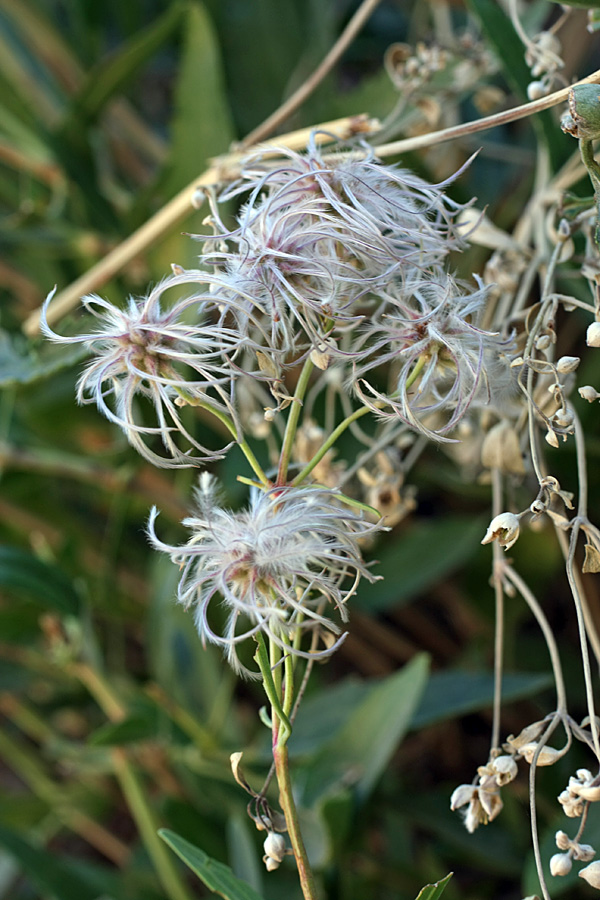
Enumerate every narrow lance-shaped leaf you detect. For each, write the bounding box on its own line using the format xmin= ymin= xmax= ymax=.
xmin=159 ymin=829 xmax=266 ymax=900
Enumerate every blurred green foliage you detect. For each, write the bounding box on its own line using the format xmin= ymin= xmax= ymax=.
xmin=1 ymin=2 xmax=599 ymax=899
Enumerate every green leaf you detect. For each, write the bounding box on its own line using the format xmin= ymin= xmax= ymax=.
xmin=0 ymin=824 xmax=122 ymax=900
xmin=299 ymin=654 xmax=429 ymax=806
xmin=159 ymin=829 xmax=266 ymax=900
xmin=357 ymin=516 xmax=484 ymax=611
xmin=161 ymin=2 xmax=235 ymax=197
xmin=65 ymin=3 xmax=185 ymax=124
xmin=88 ymin=707 xmax=160 ymax=746
xmin=0 ymin=329 xmax=87 ymax=387
xmin=288 ymin=669 xmax=551 ymax=760
xmin=226 ymin=814 xmax=263 ymax=897
xmin=411 ymin=670 xmax=553 ymax=729
xmin=0 ymin=545 xmax=80 ymax=615
xmin=415 ymin=873 xmax=453 ymax=900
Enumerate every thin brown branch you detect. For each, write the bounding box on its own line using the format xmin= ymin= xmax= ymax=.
xmin=239 ymin=0 xmax=384 ymax=148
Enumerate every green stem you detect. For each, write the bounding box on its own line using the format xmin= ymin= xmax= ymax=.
xmin=292 ymin=405 xmax=372 ymax=486
xmin=177 ymin=392 xmax=269 ymax=486
xmin=273 ymin=743 xmax=318 ymax=900
xmin=277 ymin=358 xmax=314 ymax=484
xmin=292 ymin=354 xmax=427 ymax=487
xmin=112 ymin=748 xmax=194 ymax=900
xmin=254 ymin=633 xmax=291 ymax=743
xmin=205 ymin=403 xmax=270 ymax=486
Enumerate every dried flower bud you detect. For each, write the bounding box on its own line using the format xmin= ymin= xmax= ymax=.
xmin=550 ymin=853 xmax=573 ymax=877
xmin=552 ymin=409 xmax=574 ymax=429
xmin=558 ymin=789 xmax=585 ymax=818
xmin=574 ymin=783 xmax=600 ymax=802
xmin=545 ymin=430 xmax=560 ymax=448
xmin=561 ymin=86 xmax=600 ymax=141
xmin=580 ymin=860 xmax=600 ymax=889
xmin=481 ymin=512 xmax=520 ymax=551
xmin=556 ymin=356 xmax=580 ymax=373
xmin=587 ymin=322 xmax=600 ymax=347
xmin=264 ymin=832 xmax=286 ymax=864
xmin=556 ymin=831 xmax=571 ymax=851
xmin=492 ymin=755 xmax=518 ymax=785
xmin=580 ymin=385 xmax=600 ymax=402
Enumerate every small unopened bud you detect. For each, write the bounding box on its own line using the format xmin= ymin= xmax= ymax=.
xmin=580 ymin=860 xmax=600 ymax=889
xmin=263 ymin=832 xmax=286 ymax=864
xmin=580 ymin=385 xmax=600 ymax=402
xmin=481 ymin=512 xmax=520 ymax=551
xmin=264 ymin=856 xmax=280 ymax=872
xmin=527 ymin=80 xmax=548 ymax=101
xmin=545 ymin=430 xmax=560 ymax=448
xmin=556 ymin=356 xmax=580 ymax=373
xmin=588 ymin=322 xmax=600 ymax=347
xmin=550 ymin=853 xmax=573 ymax=877
xmin=535 ymin=334 xmax=552 ymax=351
xmin=561 ymin=86 xmax=600 ymax=141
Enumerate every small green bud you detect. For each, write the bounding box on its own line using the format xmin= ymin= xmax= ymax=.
xmin=561 ymin=85 xmax=600 ymax=140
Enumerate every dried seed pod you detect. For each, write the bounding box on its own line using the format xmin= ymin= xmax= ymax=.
xmin=561 ymin=86 xmax=600 ymax=141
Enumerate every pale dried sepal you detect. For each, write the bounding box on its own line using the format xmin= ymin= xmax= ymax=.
xmin=230 ymin=751 xmax=256 ymax=796
xmin=519 ymin=742 xmax=562 ymax=765
xmin=583 ymin=544 xmax=600 ymax=574
xmin=505 ymin=720 xmax=546 ymax=751
xmin=481 ymin=421 xmax=525 ymax=474
xmin=574 ymin=783 xmax=600 ymax=801
xmin=450 ymin=784 xmax=476 ymax=810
